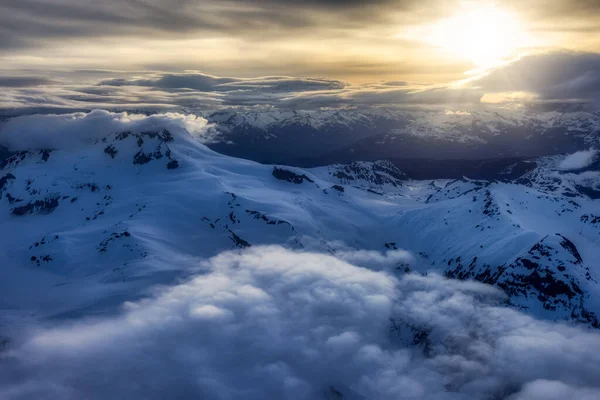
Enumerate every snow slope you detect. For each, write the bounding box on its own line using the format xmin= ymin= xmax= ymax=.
xmin=1 ymin=123 xmax=599 ymax=329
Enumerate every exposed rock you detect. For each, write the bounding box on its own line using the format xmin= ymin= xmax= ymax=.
xmin=246 ymin=210 xmax=291 ymax=226
xmin=167 ymin=160 xmax=179 ymax=169
xmin=330 ymin=160 xmax=406 ymax=187
xmin=0 ymin=173 xmax=15 ymax=191
xmin=229 ymin=230 xmax=251 ymax=248
xmin=446 ymin=234 xmax=598 ymax=327
xmin=12 ymin=197 xmax=59 ymax=216
xmin=272 ymin=167 xmax=314 ymax=184
xmin=104 ymin=145 xmax=118 ymax=158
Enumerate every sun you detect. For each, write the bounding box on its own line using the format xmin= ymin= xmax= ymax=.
xmin=426 ymin=5 xmax=528 ymax=67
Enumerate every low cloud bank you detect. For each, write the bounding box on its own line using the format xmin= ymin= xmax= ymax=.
xmin=2 ymin=51 xmax=600 ymax=114
xmin=334 ymin=248 xmax=414 ymax=270
xmin=557 ymin=148 xmax=597 ymax=170
xmin=0 ymin=110 xmax=213 ymax=151
xmin=1 ymin=246 xmax=599 ymax=400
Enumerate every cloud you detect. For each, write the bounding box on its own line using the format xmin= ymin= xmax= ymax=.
xmin=0 ymin=247 xmax=599 ymax=399
xmin=2 ymin=51 xmax=600 ymax=113
xmin=0 ymin=0 xmax=414 ymax=52
xmin=474 ymin=51 xmax=600 ymax=106
xmin=0 ymin=110 xmax=214 ymax=151
xmin=0 ymin=71 xmax=480 ymax=113
xmin=1 ymin=0 xmax=597 ymax=52
xmin=509 ymin=380 xmax=600 ymax=400
xmin=100 ymin=73 xmax=347 ymax=93
xmin=557 ymin=148 xmax=598 ymax=170
xmin=0 ymin=77 xmax=56 ymax=87
xmin=334 ymin=249 xmax=414 ymax=270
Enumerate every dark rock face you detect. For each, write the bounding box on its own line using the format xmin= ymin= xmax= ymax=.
xmin=5 ymin=193 xmax=21 ymax=203
xmin=12 ymin=197 xmax=59 ymax=216
xmin=75 ymin=183 xmax=99 ymax=192
xmin=575 ymin=185 xmax=600 ymax=200
xmin=446 ymin=234 xmax=598 ymax=327
xmin=581 ymin=214 xmax=600 ymax=225
xmin=109 ymin=129 xmax=179 ymax=168
xmin=482 ymin=190 xmax=500 ymax=217
xmin=167 ymin=160 xmax=179 ymax=169
xmin=330 ymin=160 xmax=406 ymax=187
xmin=272 ymin=167 xmax=314 ymax=184
xmin=331 ymin=185 xmax=344 ymax=192
xmin=40 ymin=150 xmax=52 ymax=162
xmin=229 ymin=230 xmax=251 ymax=248
xmin=30 ymin=255 xmax=53 ymax=267
xmin=1 ymin=151 xmax=34 ymax=169
xmin=557 ymin=234 xmax=583 ymax=264
xmin=133 ymin=151 xmax=159 ymax=165
xmin=104 ymin=145 xmax=118 ymax=158
xmin=0 ymin=173 xmax=15 ymax=191
xmin=245 ymin=210 xmax=291 ymax=226
xmin=98 ymin=231 xmax=132 ymax=253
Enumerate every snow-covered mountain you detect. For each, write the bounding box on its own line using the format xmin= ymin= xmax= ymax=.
xmin=1 ymin=122 xmax=599 ymax=327
xmin=2 ymin=112 xmax=600 ymax=399
xmin=205 ymin=108 xmax=600 ymax=168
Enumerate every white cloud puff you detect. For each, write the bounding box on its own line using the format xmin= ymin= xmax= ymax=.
xmin=557 ymin=148 xmax=597 ymax=171
xmin=0 ymin=246 xmax=599 ymax=400
xmin=334 ymin=248 xmax=414 ymax=270
xmin=0 ymin=109 xmax=214 ymax=151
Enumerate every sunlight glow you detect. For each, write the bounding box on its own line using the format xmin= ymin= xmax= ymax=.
xmin=424 ymin=5 xmax=529 ymax=67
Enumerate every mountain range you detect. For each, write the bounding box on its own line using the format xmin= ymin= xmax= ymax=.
xmin=0 ymin=111 xmax=600 ymax=399
xmin=204 ymin=108 xmax=600 ymax=178
xmin=1 ymin=122 xmax=598 ymax=326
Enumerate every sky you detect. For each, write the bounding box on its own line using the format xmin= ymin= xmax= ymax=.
xmin=1 ymin=0 xmax=600 ymax=112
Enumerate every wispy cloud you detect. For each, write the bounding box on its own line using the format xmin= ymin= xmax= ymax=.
xmin=557 ymin=148 xmax=598 ymax=171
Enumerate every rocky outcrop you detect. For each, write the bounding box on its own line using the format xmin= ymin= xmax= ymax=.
xmin=446 ymin=234 xmax=598 ymax=327
xmin=272 ymin=167 xmax=314 ymax=184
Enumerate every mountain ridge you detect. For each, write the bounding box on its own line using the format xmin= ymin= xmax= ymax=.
xmin=1 ymin=123 xmax=599 ymax=328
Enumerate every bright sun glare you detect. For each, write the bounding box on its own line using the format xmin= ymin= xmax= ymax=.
xmin=427 ymin=5 xmax=528 ymax=67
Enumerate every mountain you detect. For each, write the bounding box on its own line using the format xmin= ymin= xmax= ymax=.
xmin=1 ymin=124 xmax=599 ymax=328
xmin=204 ymin=108 xmax=600 ymax=173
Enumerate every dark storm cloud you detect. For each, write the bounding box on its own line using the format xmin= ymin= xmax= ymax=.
xmin=475 ymin=51 xmax=600 ymax=105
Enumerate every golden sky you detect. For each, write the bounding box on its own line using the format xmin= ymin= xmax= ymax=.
xmin=1 ymin=0 xmax=599 ymax=84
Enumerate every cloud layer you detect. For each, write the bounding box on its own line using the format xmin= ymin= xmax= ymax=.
xmin=0 ymin=110 xmax=213 ymax=151
xmin=1 ymin=0 xmax=598 ymax=51
xmin=1 ymin=246 xmax=599 ymax=400
xmin=476 ymin=52 xmax=600 ymax=106
xmin=557 ymin=148 xmax=598 ymax=171
xmin=2 ymin=52 xmax=600 ymax=114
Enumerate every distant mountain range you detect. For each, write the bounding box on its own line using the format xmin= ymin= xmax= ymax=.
xmin=204 ymin=109 xmax=600 ymax=178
